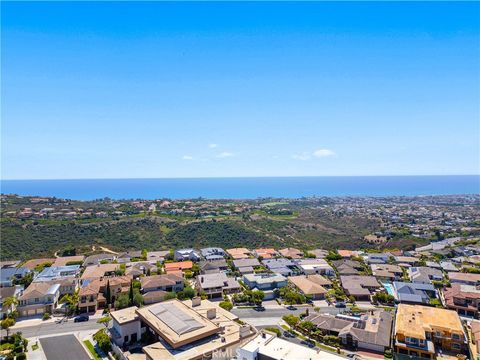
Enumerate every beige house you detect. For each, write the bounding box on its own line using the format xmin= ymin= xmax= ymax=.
xmin=288 ymin=275 xmax=327 ymax=300
xmin=17 ymin=283 xmax=60 ymax=317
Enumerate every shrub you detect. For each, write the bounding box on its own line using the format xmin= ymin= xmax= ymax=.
xmin=219 ymin=301 xmax=233 ymax=311
xmin=16 ymin=353 xmax=26 ymax=360
xmin=93 ymin=329 xmax=112 ymax=352
xmin=42 ymin=312 xmax=51 ymax=321
xmin=265 ymin=327 xmax=281 ymax=337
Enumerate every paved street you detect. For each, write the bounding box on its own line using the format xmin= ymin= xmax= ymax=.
xmin=231 ymin=306 xmax=342 ymax=327
xmin=0 ymin=318 xmax=103 ymax=339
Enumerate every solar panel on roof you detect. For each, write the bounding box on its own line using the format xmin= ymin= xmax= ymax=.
xmin=149 ymin=303 xmax=204 ymax=335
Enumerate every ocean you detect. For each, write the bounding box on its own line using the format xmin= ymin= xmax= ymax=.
xmin=1 ymin=176 xmax=479 ymax=201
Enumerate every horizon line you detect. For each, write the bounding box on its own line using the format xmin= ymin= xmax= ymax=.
xmin=1 ymin=174 xmax=479 ymax=181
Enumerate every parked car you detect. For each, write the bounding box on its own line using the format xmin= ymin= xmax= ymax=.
xmin=301 ymin=340 xmax=315 ymax=348
xmin=335 ymin=301 xmax=346 ymax=308
xmin=253 ymin=306 xmax=265 ymax=311
xmin=286 ymin=305 xmax=297 ymax=310
xmin=283 ymin=331 xmax=295 ymax=338
xmin=74 ymin=315 xmax=89 ymax=322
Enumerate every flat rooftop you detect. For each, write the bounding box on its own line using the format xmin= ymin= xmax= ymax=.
xmin=136 ymin=299 xmax=220 ymax=349
xmin=395 ymin=304 xmax=464 ymax=340
xmin=140 ymin=299 xmax=256 ymax=360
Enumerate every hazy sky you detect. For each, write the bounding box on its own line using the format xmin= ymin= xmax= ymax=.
xmin=2 ymin=1 xmax=479 ymax=179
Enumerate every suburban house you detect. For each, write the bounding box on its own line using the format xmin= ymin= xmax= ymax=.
xmin=113 ymin=299 xmax=256 ymax=359
xmin=279 ymin=248 xmax=304 ymax=259
xmin=391 ymin=281 xmax=437 ymax=305
xmin=33 ymin=265 xmax=81 ymax=282
xmin=78 ymin=276 xmax=131 ymax=313
xmin=81 ymin=263 xmax=120 ymax=281
xmin=0 ymin=267 xmax=30 ymax=287
xmin=174 ymin=249 xmax=201 ymax=262
xmin=408 ymin=267 xmax=443 ymax=284
xmin=237 ymin=331 xmax=344 ymax=360
xmin=140 ymin=274 xmax=184 ymax=294
xmin=332 ymin=259 xmax=363 ymax=276
xmin=164 ymin=261 xmax=193 ymax=274
xmin=448 ymin=272 xmax=480 ymax=286
xmin=117 ymin=251 xmax=143 ymax=264
xmin=253 ymin=248 xmax=277 ymax=259
xmin=200 ymin=247 xmax=227 ymax=261
xmin=199 ymin=259 xmax=228 ymax=274
xmin=394 ymin=256 xmax=420 ymax=266
xmin=83 ymin=253 xmax=116 ymax=267
xmin=233 ymin=258 xmax=261 ymax=275
xmin=43 ymin=278 xmax=78 ymax=296
xmin=52 ymin=255 xmax=85 ymax=267
xmin=288 ymin=275 xmax=327 ymax=300
xmin=146 ymin=250 xmax=170 ymax=264
xmin=226 ymin=248 xmax=251 ymax=259
xmin=340 ymin=276 xmax=381 ymax=301
xmin=17 ymin=282 xmax=60 ymax=317
xmin=304 ymin=311 xmax=393 ymax=352
xmin=242 ymin=273 xmax=288 ymax=299
xmin=262 ymin=258 xmax=298 ymax=276
xmin=195 ymin=272 xmax=241 ymax=298
xmin=125 ymin=262 xmax=157 ymax=278
xmin=109 ymin=306 xmax=144 ymax=346
xmin=394 ymin=304 xmax=468 ymax=359
xmin=370 ymin=264 xmax=403 ymax=281
xmin=22 ymin=258 xmax=55 ymax=270
xmin=296 ymin=259 xmax=335 ymax=276
xmin=364 ymin=253 xmax=391 ymax=264
xmin=0 ymin=286 xmax=22 ymax=318
xmin=444 ymin=283 xmax=480 ymax=319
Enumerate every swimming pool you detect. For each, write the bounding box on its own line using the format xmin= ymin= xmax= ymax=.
xmin=383 ymin=282 xmax=395 ymax=296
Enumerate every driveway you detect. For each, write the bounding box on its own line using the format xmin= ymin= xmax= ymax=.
xmin=39 ymin=335 xmax=90 ymax=360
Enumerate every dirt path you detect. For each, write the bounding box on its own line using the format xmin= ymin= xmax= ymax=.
xmin=99 ymin=246 xmax=118 ymax=254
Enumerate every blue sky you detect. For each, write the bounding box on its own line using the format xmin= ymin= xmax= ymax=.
xmin=2 ymin=1 xmax=479 ymax=179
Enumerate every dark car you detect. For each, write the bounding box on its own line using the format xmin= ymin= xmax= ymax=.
xmin=253 ymin=306 xmax=265 ymax=311
xmin=74 ymin=315 xmax=89 ymax=322
xmin=283 ymin=331 xmax=295 ymax=338
xmin=286 ymin=305 xmax=297 ymax=310
xmin=335 ymin=302 xmax=346 ymax=308
xmin=301 ymin=340 xmax=315 ymax=348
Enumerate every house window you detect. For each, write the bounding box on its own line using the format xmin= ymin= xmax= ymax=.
xmin=435 ymin=331 xmax=442 ymax=337
xmin=35 ymin=298 xmax=39 ymax=303
xmin=452 ymin=333 xmax=460 ymax=341
xmin=452 ymin=343 xmax=461 ymax=350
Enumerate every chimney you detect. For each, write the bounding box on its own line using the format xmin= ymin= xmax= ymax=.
xmin=240 ymin=325 xmax=250 ymax=338
xmin=201 ymin=276 xmax=204 ymax=283
xmin=207 ymin=308 xmax=216 ymax=319
xmin=192 ymin=297 xmax=201 ymax=307
xmin=305 ymin=308 xmax=309 ymax=316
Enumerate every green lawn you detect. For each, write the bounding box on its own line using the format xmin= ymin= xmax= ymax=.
xmin=83 ymin=340 xmax=102 ymax=360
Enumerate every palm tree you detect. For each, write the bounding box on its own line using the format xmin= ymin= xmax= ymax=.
xmin=3 ymin=296 xmax=18 ymax=314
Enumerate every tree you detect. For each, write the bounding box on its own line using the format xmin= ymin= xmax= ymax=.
xmin=133 ymin=292 xmax=144 ymax=307
xmin=114 ymin=294 xmax=130 ymax=310
xmin=3 ymin=297 xmax=18 ymax=315
xmin=252 ymin=290 xmax=265 ymax=306
xmin=129 ymin=281 xmax=134 ymax=306
xmin=97 ymin=316 xmax=112 ymax=327
xmin=105 ymin=280 xmax=111 ymax=305
xmin=282 ymin=314 xmax=300 ymax=327
xmin=1 ymin=318 xmax=16 ymax=339
xmin=326 ymin=251 xmax=342 ymax=261
xmin=300 ymin=320 xmax=316 ymax=333
xmin=141 ymin=249 xmax=148 ymax=260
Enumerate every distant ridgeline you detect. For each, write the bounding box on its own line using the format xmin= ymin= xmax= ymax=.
xmin=1 ymin=193 xmax=479 ymax=260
